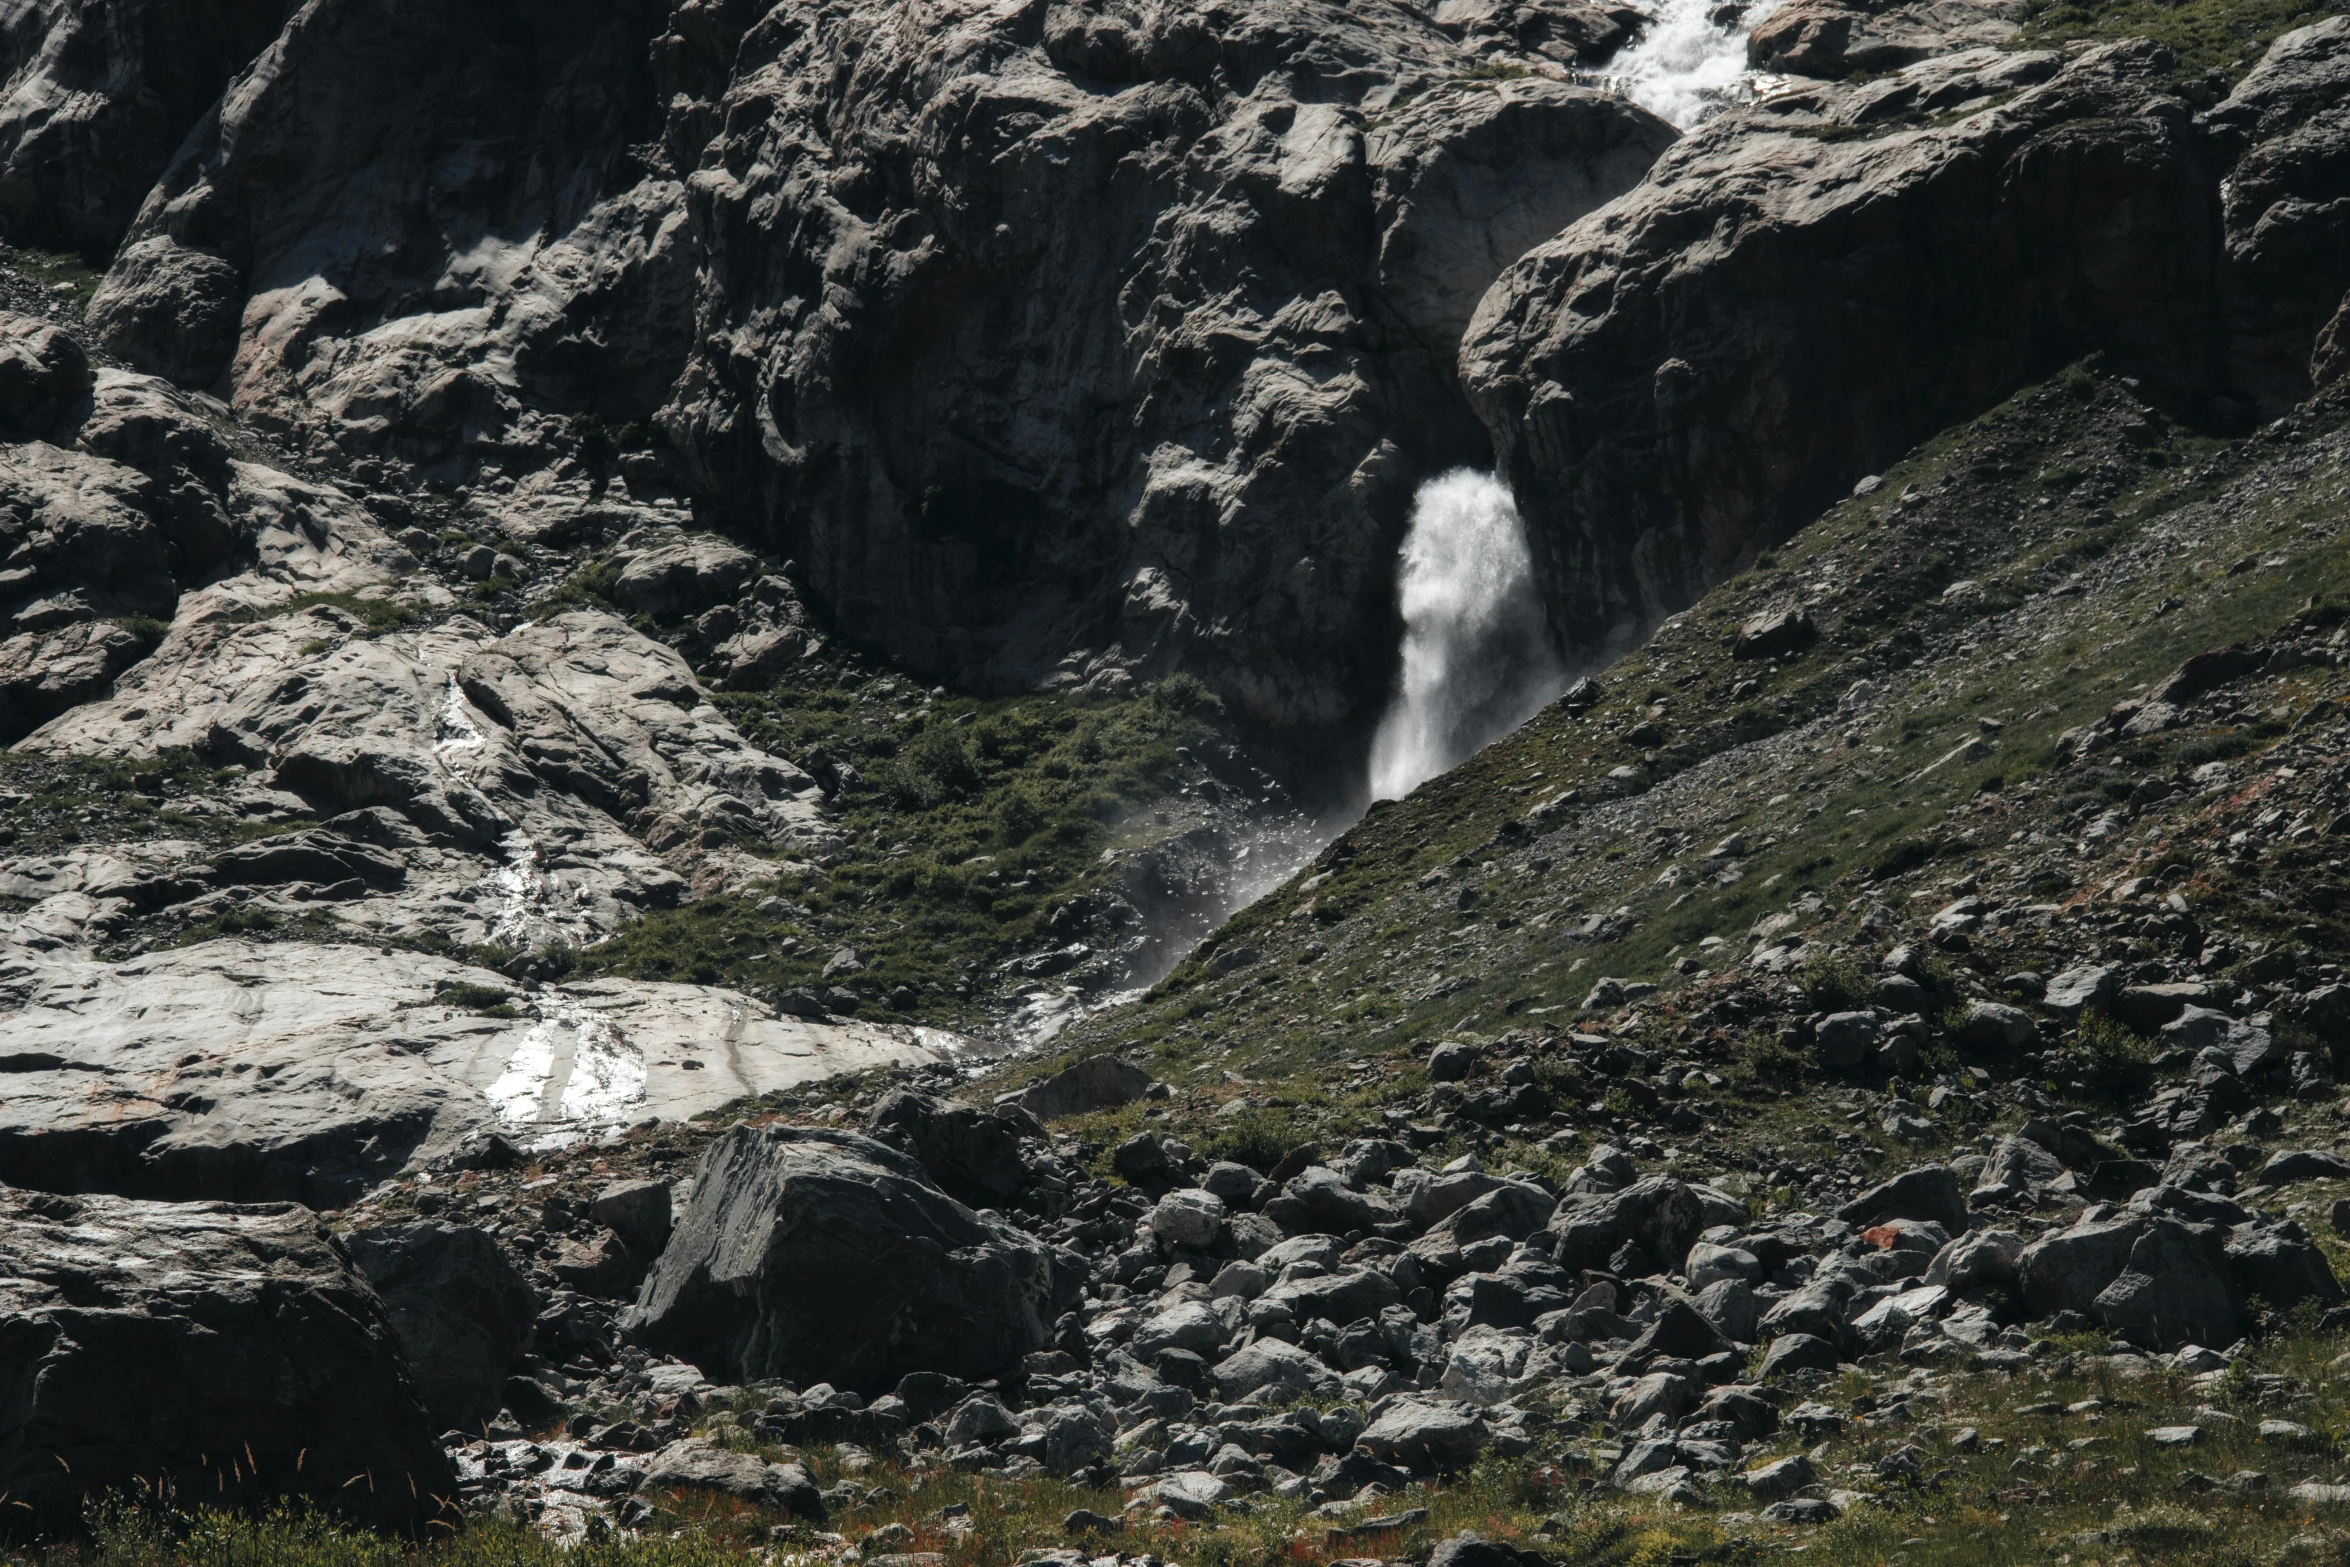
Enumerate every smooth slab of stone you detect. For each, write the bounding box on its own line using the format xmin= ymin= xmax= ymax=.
xmin=0 ymin=938 xmax=985 ymax=1203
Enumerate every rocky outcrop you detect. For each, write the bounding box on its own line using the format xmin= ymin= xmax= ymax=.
xmin=622 ymin=1125 xmax=1078 ymax=1392
xmin=2210 ymin=18 xmax=2350 ymax=410
xmin=0 ymin=939 xmax=980 ymax=1203
xmin=345 ymin=1220 xmax=539 ymax=1430
xmin=1747 ymin=0 xmax=2018 ymax=79
xmin=0 ymin=1188 xmax=454 ymax=1534
xmin=1462 ymin=42 xmax=2225 ymax=663
xmin=89 ymin=0 xmax=689 ymax=447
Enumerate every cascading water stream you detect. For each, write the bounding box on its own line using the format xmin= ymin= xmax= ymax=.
xmin=1367 ymin=470 xmax=1566 ymax=802
xmin=1602 ymin=0 xmax=1787 ymax=128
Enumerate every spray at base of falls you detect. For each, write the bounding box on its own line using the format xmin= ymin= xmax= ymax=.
xmin=1367 ymin=470 xmax=1565 ymax=802
xmin=1008 ymin=471 xmax=1567 ymax=1044
xmin=1602 ymin=0 xmax=1788 ymax=128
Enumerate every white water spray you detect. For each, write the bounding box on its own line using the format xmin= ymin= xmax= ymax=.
xmin=1604 ymin=0 xmax=1786 ymax=128
xmin=1367 ymin=470 xmax=1564 ymax=802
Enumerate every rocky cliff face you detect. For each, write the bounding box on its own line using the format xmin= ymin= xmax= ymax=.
xmin=37 ymin=0 xmax=1673 ymax=732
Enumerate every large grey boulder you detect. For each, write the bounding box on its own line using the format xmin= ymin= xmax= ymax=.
xmin=1355 ymin=1395 xmax=1490 ymax=1472
xmin=1838 ymin=1165 xmax=1968 ymax=1234
xmin=0 ymin=1188 xmax=453 ymax=1534
xmin=2018 ymin=1214 xmax=2144 ymax=1318
xmin=1010 ymin=1055 xmax=1153 ymax=1120
xmin=2092 ymin=1217 xmax=2238 ymax=1351
xmin=621 ymin=1126 xmax=1077 ymax=1393
xmin=644 ymin=1439 xmax=824 ymax=1519
xmin=343 ymin=1220 xmax=538 ymax=1430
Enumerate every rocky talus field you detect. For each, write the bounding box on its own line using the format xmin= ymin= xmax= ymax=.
xmin=2 ymin=0 xmax=2350 ymax=1566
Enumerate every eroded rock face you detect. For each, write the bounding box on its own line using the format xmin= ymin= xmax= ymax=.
xmin=623 ymin=1125 xmax=1078 ymax=1392
xmin=0 ymin=1187 xmax=454 ymax=1534
xmin=1461 ymin=42 xmax=2224 ymax=664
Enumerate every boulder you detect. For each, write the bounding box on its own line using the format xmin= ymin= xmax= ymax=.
xmin=621 ymin=1126 xmax=1076 ymax=1393
xmin=1975 ymin=1135 xmax=2064 ymax=1195
xmin=1355 ymin=1396 xmax=1490 ymax=1472
xmin=0 ymin=314 xmax=92 ymax=441
xmin=90 ymin=235 xmax=246 ymax=387
xmin=343 ymin=1220 xmax=537 ymax=1430
xmin=1813 ymin=1010 xmax=1881 ymax=1067
xmin=1212 ymin=1338 xmax=1341 ymax=1402
xmin=2093 ymin=1217 xmax=2238 ymax=1351
xmin=0 ymin=1189 xmax=452 ymax=1534
xmin=1732 ymin=607 xmax=1816 ymax=661
xmin=1150 ymin=1189 xmax=1229 ymax=1250
xmin=1011 ymin=1056 xmax=1153 ymax=1120
xmin=1837 ymin=1165 xmax=1968 ymax=1234
xmin=2042 ymin=964 xmax=2119 ymax=1017
xmin=593 ymin=1178 xmax=675 ymax=1256
xmin=1955 ymin=1000 xmax=2035 ymax=1051
xmin=2018 ymin=1214 xmax=2144 ymax=1318
xmin=2161 ymin=1007 xmax=2282 ymax=1075
xmin=1548 ymin=1175 xmax=1731 ymax=1273
xmin=643 ymin=1438 xmax=824 ymax=1520
xmin=609 ymin=537 xmax=761 ymax=618
xmin=1758 ymin=1332 xmax=1841 ymax=1378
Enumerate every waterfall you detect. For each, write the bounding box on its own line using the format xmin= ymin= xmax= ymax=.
xmin=1366 ymin=470 xmax=1564 ymax=802
xmin=1604 ymin=0 xmax=1785 ymax=128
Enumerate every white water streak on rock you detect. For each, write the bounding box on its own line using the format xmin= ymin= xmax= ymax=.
xmin=1367 ymin=470 xmax=1563 ymax=802
xmin=488 ymin=998 xmax=648 ymax=1146
xmin=432 ymin=673 xmax=485 ymax=761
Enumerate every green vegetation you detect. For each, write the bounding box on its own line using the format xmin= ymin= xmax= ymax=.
xmin=232 ymin=592 xmax=424 ymax=636
xmin=9 ymin=246 xmax=103 ymax=310
xmin=576 ymin=669 xmax=1252 ymax=1016
xmin=2019 ymin=0 xmax=2348 ymax=78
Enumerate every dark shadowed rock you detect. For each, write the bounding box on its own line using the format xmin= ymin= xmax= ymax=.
xmin=343 ymin=1220 xmax=537 ymax=1430
xmin=0 ymin=1189 xmax=453 ymax=1534
xmin=621 ymin=1126 xmax=1076 ymax=1393
xmin=867 ymin=1089 xmax=1031 ymax=1209
xmin=592 ymin=1178 xmax=675 ymax=1256
xmin=0 ymin=0 xmax=299 ymax=254
xmin=0 ymin=313 xmax=90 ymax=441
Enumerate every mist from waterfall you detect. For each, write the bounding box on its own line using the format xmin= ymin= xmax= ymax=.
xmin=1603 ymin=0 xmax=1786 ymax=128
xmin=1367 ymin=470 xmax=1564 ymax=802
